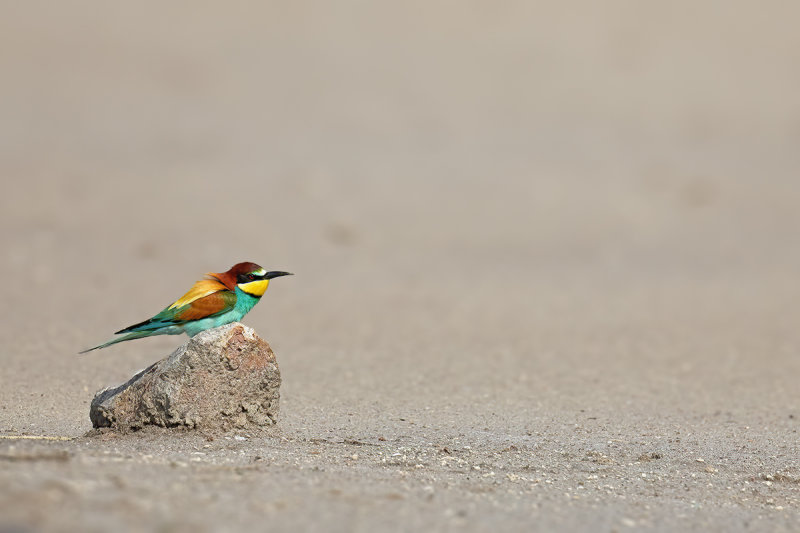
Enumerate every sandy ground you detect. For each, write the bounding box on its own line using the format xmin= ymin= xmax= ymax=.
xmin=1 ymin=2 xmax=799 ymax=531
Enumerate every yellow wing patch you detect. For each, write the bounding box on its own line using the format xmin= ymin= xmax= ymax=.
xmin=168 ymin=278 xmax=229 ymax=310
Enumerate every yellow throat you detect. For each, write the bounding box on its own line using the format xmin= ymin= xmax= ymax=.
xmin=238 ymin=279 xmax=269 ymax=297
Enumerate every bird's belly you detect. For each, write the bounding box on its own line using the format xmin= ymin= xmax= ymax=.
xmin=182 ymin=289 xmax=259 ymax=337
xmin=183 ymin=312 xmax=243 ymax=337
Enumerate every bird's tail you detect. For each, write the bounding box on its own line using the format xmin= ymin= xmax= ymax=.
xmin=79 ymin=330 xmax=159 ymax=354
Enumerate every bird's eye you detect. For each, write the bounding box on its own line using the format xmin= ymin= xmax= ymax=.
xmin=247 ymin=273 xmax=256 ymax=281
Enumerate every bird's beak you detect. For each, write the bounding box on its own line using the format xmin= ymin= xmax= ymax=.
xmin=263 ymin=271 xmax=293 ymax=280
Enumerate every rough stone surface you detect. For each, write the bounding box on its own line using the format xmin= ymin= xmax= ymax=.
xmin=90 ymin=323 xmax=280 ymax=431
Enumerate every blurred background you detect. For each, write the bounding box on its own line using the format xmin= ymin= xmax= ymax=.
xmin=1 ymin=0 xmax=799 ymax=444
xmin=2 ymin=2 xmax=800 ymax=531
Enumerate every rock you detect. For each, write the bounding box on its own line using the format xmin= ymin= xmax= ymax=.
xmin=90 ymin=323 xmax=281 ymax=431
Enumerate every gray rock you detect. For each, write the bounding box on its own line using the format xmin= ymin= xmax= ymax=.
xmin=90 ymin=323 xmax=281 ymax=431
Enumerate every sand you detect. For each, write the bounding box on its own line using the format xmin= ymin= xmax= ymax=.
xmin=1 ymin=2 xmax=798 ymax=531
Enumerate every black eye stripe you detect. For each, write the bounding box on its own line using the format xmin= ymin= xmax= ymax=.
xmin=239 ymin=273 xmax=259 ymax=282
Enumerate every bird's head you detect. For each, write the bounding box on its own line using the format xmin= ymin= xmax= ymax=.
xmin=213 ymin=262 xmax=293 ymax=297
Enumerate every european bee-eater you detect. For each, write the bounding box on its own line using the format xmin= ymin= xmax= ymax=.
xmin=80 ymin=262 xmax=292 ymax=353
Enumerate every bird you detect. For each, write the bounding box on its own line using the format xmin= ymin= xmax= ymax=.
xmin=80 ymin=262 xmax=292 ymax=353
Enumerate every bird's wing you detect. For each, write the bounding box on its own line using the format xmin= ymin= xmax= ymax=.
xmin=168 ymin=278 xmax=229 ymax=310
xmin=115 ymin=281 xmax=237 ymax=334
xmin=168 ymin=290 xmax=237 ymax=321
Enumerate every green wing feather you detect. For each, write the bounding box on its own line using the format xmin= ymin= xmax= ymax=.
xmin=116 ymin=290 xmax=238 ymax=333
xmin=80 ymin=279 xmax=243 ymax=354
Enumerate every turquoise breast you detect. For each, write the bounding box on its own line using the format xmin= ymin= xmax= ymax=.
xmin=182 ymin=287 xmax=261 ymax=336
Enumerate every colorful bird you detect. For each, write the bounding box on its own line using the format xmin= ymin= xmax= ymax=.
xmin=80 ymin=262 xmax=292 ymax=353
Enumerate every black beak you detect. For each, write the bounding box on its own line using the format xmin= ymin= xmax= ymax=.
xmin=263 ymin=271 xmax=293 ymax=280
